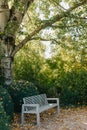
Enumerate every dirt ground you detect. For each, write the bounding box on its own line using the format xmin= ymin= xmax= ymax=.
xmin=12 ymin=106 xmax=87 ymax=130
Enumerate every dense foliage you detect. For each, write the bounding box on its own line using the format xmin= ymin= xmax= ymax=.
xmin=0 ymin=102 xmax=10 ymax=130
xmin=14 ymin=42 xmax=87 ymax=107
xmin=0 ymin=86 xmax=14 ymax=121
xmin=58 ymin=69 xmax=87 ymax=107
xmin=7 ymin=80 xmax=39 ymax=112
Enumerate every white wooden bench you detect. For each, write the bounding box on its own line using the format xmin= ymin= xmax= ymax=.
xmin=21 ymin=94 xmax=59 ymax=126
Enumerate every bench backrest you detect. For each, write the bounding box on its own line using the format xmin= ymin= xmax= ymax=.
xmin=23 ymin=94 xmax=48 ymax=107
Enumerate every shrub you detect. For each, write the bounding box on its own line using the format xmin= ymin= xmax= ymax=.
xmin=59 ymin=69 xmax=87 ymax=107
xmin=0 ymin=86 xmax=14 ymax=121
xmin=0 ymin=101 xmax=11 ymax=130
xmin=7 ymin=80 xmax=39 ymax=112
xmin=0 ymin=64 xmax=4 ymax=86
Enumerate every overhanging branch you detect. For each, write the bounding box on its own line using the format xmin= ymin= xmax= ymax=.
xmin=51 ymin=24 xmax=87 ymax=29
xmin=5 ymin=0 xmax=34 ymax=36
xmin=12 ymin=0 xmax=87 ymax=56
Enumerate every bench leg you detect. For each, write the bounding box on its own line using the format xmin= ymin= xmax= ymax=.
xmin=36 ymin=112 xmax=40 ymax=126
xmin=21 ymin=112 xmax=24 ymax=125
xmin=57 ymin=105 xmax=60 ymax=115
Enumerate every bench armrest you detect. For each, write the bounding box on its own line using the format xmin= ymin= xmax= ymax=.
xmin=47 ymin=98 xmax=59 ymax=104
xmin=22 ymin=104 xmax=39 ymax=113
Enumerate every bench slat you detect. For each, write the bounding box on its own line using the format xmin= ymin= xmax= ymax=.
xmin=23 ymin=94 xmax=48 ymax=106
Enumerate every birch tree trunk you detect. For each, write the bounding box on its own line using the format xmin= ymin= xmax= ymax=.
xmin=0 ymin=1 xmax=14 ymax=85
xmin=0 ymin=0 xmax=35 ymax=85
xmin=0 ymin=35 xmax=15 ymax=85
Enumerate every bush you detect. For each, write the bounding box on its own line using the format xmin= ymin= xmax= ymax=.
xmin=0 ymin=86 xmax=14 ymax=121
xmin=0 ymin=101 xmax=11 ymax=130
xmin=59 ymin=69 xmax=87 ymax=107
xmin=7 ymin=80 xmax=39 ymax=112
xmin=0 ymin=64 xmax=4 ymax=86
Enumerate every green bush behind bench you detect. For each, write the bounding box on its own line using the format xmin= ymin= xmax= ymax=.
xmin=7 ymin=80 xmax=39 ymax=112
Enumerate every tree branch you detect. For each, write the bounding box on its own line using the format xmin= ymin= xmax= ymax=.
xmin=5 ymin=0 xmax=34 ymax=36
xmin=12 ymin=0 xmax=87 ymax=56
xmin=30 ymin=37 xmax=61 ymax=45
xmin=51 ymin=24 xmax=87 ymax=29
xmin=30 ymin=37 xmax=52 ymax=41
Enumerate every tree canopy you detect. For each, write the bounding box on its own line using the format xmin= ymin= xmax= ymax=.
xmin=0 ymin=0 xmax=87 ymax=84
xmin=1 ymin=0 xmax=86 ymax=56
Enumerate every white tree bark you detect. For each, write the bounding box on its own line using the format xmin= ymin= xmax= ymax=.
xmin=1 ymin=57 xmax=13 ymax=85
